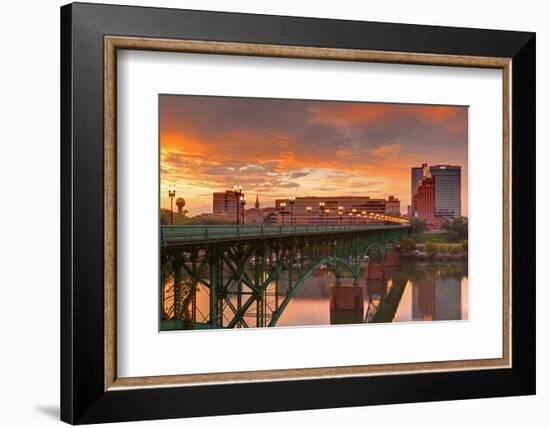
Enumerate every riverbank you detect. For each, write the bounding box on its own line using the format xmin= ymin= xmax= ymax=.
xmin=400 ymin=252 xmax=468 ymax=261
xmin=398 ymin=242 xmax=467 ymax=261
xmin=411 ymin=232 xmax=450 ymax=243
xmin=397 ymin=234 xmax=468 ymax=260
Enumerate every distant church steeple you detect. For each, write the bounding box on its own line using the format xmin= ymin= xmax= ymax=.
xmin=255 ymin=194 xmax=260 ymax=209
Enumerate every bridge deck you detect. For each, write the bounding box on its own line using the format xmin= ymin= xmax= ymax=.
xmin=161 ymin=224 xmax=409 ymax=246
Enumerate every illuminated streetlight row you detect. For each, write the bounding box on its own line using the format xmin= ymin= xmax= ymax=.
xmin=165 ymin=184 xmax=409 ymax=227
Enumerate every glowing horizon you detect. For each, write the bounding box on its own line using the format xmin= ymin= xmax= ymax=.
xmin=160 ymin=95 xmax=468 ymax=216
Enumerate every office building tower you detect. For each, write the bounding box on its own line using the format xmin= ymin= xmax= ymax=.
xmin=412 ymin=177 xmax=435 ymax=222
xmin=429 ymin=165 xmax=461 ymax=218
xmin=411 ymin=163 xmax=428 ymax=207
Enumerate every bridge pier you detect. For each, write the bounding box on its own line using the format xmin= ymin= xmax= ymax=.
xmin=383 ymin=251 xmax=400 ymax=267
xmin=329 ymin=285 xmax=364 ymax=325
xmin=365 ymin=262 xmax=385 ymax=280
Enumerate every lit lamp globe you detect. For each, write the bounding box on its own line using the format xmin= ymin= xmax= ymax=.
xmin=175 ymin=198 xmax=186 ymax=213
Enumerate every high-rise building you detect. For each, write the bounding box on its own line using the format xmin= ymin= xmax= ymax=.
xmin=411 ymin=163 xmax=428 ymax=207
xmin=429 ymin=165 xmax=461 ymax=218
xmin=412 ymin=177 xmax=435 ymax=222
xmin=385 ymin=196 xmax=400 ymax=214
xmin=213 ymin=190 xmax=240 ymax=217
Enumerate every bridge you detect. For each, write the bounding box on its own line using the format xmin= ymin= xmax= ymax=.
xmin=160 ymin=224 xmax=410 ymax=330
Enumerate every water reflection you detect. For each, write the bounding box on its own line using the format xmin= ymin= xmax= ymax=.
xmin=183 ymin=260 xmax=467 ymax=328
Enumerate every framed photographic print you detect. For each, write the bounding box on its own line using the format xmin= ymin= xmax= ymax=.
xmin=60 ymin=2 xmax=535 ymax=424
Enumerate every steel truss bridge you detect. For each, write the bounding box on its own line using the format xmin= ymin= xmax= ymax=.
xmin=160 ymin=224 xmax=410 ymax=330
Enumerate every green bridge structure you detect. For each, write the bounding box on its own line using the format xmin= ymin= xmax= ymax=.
xmin=160 ymin=224 xmax=410 ymax=331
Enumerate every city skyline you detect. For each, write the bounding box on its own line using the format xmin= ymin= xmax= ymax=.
xmin=160 ymin=95 xmax=468 ymax=216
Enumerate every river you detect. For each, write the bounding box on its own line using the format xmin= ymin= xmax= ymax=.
xmin=179 ymin=259 xmax=468 ymax=328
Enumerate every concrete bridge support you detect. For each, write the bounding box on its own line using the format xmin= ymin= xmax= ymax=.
xmin=384 ymin=251 xmax=400 ymax=267
xmin=329 ymin=285 xmax=364 ymax=325
xmin=365 ymin=262 xmax=385 ymax=280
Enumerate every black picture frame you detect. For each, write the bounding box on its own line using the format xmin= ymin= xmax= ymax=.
xmin=61 ymin=2 xmax=535 ymax=424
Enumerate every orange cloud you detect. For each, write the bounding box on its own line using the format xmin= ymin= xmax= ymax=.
xmin=311 ymin=103 xmax=466 ymax=134
xmin=159 ymin=96 xmax=468 ymax=216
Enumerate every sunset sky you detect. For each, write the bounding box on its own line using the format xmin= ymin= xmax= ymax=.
xmin=160 ymin=95 xmax=468 ymax=216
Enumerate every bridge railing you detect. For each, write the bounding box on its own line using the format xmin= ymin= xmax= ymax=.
xmin=161 ymin=224 xmax=408 ymax=246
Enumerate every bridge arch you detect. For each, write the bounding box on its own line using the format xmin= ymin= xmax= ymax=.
xmin=268 ymin=237 xmax=403 ymax=327
xmin=268 ymin=255 xmax=359 ymax=327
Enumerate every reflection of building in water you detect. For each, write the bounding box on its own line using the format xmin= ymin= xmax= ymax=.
xmin=435 ymin=278 xmax=462 ymax=320
xmin=413 ymin=278 xmax=435 ymax=321
xmin=412 ymin=277 xmax=462 ymax=321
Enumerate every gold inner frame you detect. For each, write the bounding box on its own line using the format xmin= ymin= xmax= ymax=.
xmin=104 ymin=36 xmax=512 ymax=391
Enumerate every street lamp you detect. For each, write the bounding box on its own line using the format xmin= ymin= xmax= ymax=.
xmin=240 ymin=195 xmax=246 ymax=225
xmin=233 ymin=184 xmax=243 ymax=224
xmin=352 ymin=208 xmax=357 ymax=225
xmin=362 ymin=211 xmax=367 ymax=225
xmin=325 ymin=208 xmax=330 ymax=225
xmin=338 ymin=206 xmax=344 ymax=225
xmin=288 ymin=196 xmax=296 ymax=225
xmin=319 ymin=201 xmax=325 ymax=226
xmin=306 ymin=206 xmax=312 ymax=226
xmin=168 ymin=184 xmax=176 ymax=225
xmin=280 ymin=201 xmax=287 ymax=225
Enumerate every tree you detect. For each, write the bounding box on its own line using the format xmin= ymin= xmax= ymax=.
xmin=160 ymin=209 xmax=234 ymax=225
xmin=411 ymin=217 xmax=427 ymax=233
xmin=396 ymin=235 xmax=416 ymax=253
xmin=444 ymin=217 xmax=468 ymax=241
xmin=425 ymin=241 xmax=439 ymax=255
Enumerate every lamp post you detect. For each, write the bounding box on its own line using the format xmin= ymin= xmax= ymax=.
xmin=233 ymin=184 xmax=243 ymax=224
xmin=319 ymin=201 xmax=325 ymax=226
xmin=352 ymin=208 xmax=357 ymax=225
xmin=288 ymin=196 xmax=295 ymax=225
xmin=338 ymin=206 xmax=344 ymax=225
xmin=280 ymin=201 xmax=287 ymax=225
xmin=362 ymin=211 xmax=367 ymax=225
xmin=306 ymin=206 xmax=312 ymax=225
xmin=325 ymin=208 xmax=330 ymax=225
xmin=240 ymin=195 xmax=246 ymax=225
xmin=168 ymin=184 xmax=176 ymax=225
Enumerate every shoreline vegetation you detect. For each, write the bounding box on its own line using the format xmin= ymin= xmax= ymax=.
xmin=397 ymin=231 xmax=468 ymax=261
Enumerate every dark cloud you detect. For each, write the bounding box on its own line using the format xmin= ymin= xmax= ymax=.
xmin=290 ymin=171 xmax=311 ymax=179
